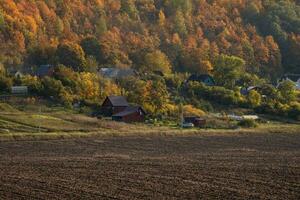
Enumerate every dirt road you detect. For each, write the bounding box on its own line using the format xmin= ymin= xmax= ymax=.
xmin=0 ymin=133 xmax=299 ymax=199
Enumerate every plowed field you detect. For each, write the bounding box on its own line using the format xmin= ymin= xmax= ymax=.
xmin=0 ymin=133 xmax=300 ymax=199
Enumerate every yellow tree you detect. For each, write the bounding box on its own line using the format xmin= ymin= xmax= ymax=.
xmin=143 ymin=50 xmax=172 ymax=74
xmin=158 ymin=9 xmax=166 ymax=27
xmin=77 ymin=72 xmax=100 ymax=101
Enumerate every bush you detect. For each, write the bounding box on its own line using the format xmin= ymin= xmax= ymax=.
xmin=288 ymin=102 xmax=300 ymax=120
xmin=0 ymin=75 xmax=13 ymax=93
xmin=186 ymin=82 xmax=244 ymax=106
xmin=165 ymin=73 xmax=188 ymax=90
xmin=41 ymin=77 xmax=64 ymax=97
xmin=247 ymin=90 xmax=262 ymax=108
xmin=183 ymin=105 xmax=205 ymax=116
xmin=189 ymin=97 xmax=214 ymax=112
xmin=256 ymin=101 xmax=300 ymax=120
xmin=238 ymin=119 xmax=258 ymax=128
xmin=20 ymin=75 xmax=43 ymax=94
xmin=277 ymin=80 xmax=296 ymax=103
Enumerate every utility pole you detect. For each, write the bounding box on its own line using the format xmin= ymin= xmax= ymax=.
xmin=38 ymin=98 xmax=41 ymax=133
xmin=178 ymin=96 xmax=184 ymax=128
xmin=37 ymin=98 xmax=42 ymax=133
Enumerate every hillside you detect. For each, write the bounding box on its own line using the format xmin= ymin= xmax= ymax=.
xmin=0 ymin=0 xmax=299 ymax=121
xmin=0 ymin=0 xmax=299 ymax=76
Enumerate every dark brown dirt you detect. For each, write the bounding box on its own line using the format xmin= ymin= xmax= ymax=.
xmin=0 ymin=133 xmax=300 ymax=199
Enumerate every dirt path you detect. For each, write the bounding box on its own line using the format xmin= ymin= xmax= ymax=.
xmin=0 ymin=133 xmax=300 ymax=199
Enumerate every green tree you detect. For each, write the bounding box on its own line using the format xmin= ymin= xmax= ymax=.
xmin=20 ymin=75 xmax=43 ymax=94
xmin=0 ymin=62 xmax=5 ymax=75
xmin=26 ymin=46 xmax=57 ymax=67
xmin=260 ymin=84 xmax=280 ymax=102
xmin=167 ymin=0 xmax=192 ymax=14
xmin=80 ymin=37 xmax=102 ymax=62
xmin=55 ymin=17 xmax=64 ymax=36
xmin=53 ymin=64 xmax=77 ymax=88
xmin=174 ymin=10 xmax=187 ymax=37
xmin=0 ymin=9 xmax=5 ymax=30
xmin=121 ymin=0 xmax=138 ymax=19
xmin=96 ymin=16 xmax=107 ymax=36
xmin=85 ymin=56 xmax=99 ymax=73
xmin=247 ymin=90 xmax=262 ymax=108
xmin=41 ymin=77 xmax=65 ymax=97
xmin=143 ymin=50 xmax=172 ymax=74
xmin=213 ymin=54 xmax=245 ymax=88
xmin=239 ymin=73 xmax=265 ymax=88
xmin=243 ymin=2 xmax=260 ymax=22
xmin=149 ymin=78 xmax=169 ymax=115
xmin=278 ymin=80 xmax=296 ymax=103
xmin=0 ymin=75 xmax=12 ymax=93
xmin=56 ymin=42 xmax=87 ymax=72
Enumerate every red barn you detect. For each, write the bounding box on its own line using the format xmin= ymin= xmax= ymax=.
xmin=112 ymin=106 xmax=146 ymax=123
xmin=101 ymin=96 xmax=129 ymax=116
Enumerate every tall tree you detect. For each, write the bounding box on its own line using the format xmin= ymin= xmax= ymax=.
xmin=143 ymin=50 xmax=172 ymax=74
xmin=213 ymin=54 xmax=245 ymax=88
xmin=56 ymin=42 xmax=87 ymax=72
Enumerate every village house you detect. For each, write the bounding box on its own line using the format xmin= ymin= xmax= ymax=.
xmin=101 ymin=96 xmax=147 ymax=123
xmin=35 ymin=65 xmax=55 ymax=78
xmin=101 ymin=96 xmax=129 ymax=116
xmin=99 ymin=68 xmax=137 ymax=79
xmin=240 ymin=86 xmax=263 ymax=96
xmin=112 ymin=106 xmax=146 ymax=123
xmin=278 ymin=74 xmax=300 ymax=90
xmin=7 ymin=68 xmax=25 ymax=79
xmin=186 ymin=74 xmax=216 ymax=86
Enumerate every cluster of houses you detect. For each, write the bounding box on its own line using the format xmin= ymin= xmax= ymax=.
xmin=8 ymin=64 xmax=300 ymax=90
xmin=99 ymin=96 xmax=207 ymax=126
xmin=3 ymin=65 xmax=300 ymax=124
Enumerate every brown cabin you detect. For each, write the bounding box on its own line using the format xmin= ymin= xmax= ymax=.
xmin=112 ymin=106 xmax=146 ymax=123
xmin=101 ymin=96 xmax=129 ymax=116
xmin=184 ymin=116 xmax=206 ymax=127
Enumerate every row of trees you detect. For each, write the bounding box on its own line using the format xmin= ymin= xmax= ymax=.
xmin=0 ymin=61 xmax=299 ymax=119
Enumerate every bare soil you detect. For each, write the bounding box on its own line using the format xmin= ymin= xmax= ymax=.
xmin=0 ymin=133 xmax=299 ymax=199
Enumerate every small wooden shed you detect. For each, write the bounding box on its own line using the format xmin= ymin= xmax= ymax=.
xmin=112 ymin=106 xmax=146 ymax=123
xmin=11 ymin=86 xmax=28 ymax=95
xmin=184 ymin=116 xmax=206 ymax=127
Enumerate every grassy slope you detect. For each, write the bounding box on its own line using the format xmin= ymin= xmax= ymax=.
xmin=0 ymin=102 xmax=299 ymax=141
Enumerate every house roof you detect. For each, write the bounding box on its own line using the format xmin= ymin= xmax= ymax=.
xmin=187 ymin=74 xmax=215 ymax=83
xmin=106 ymin=96 xmax=129 ymax=107
xmin=281 ymin=74 xmax=300 ymax=82
xmin=7 ymin=69 xmax=26 ymax=76
xmin=36 ymin=65 xmax=54 ymax=77
xmin=112 ymin=106 xmax=145 ymax=117
xmin=99 ymin=68 xmax=136 ymax=78
xmin=247 ymin=86 xmax=262 ymax=91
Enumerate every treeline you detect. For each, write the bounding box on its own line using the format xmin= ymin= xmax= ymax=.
xmin=0 ymin=0 xmax=299 ymax=79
